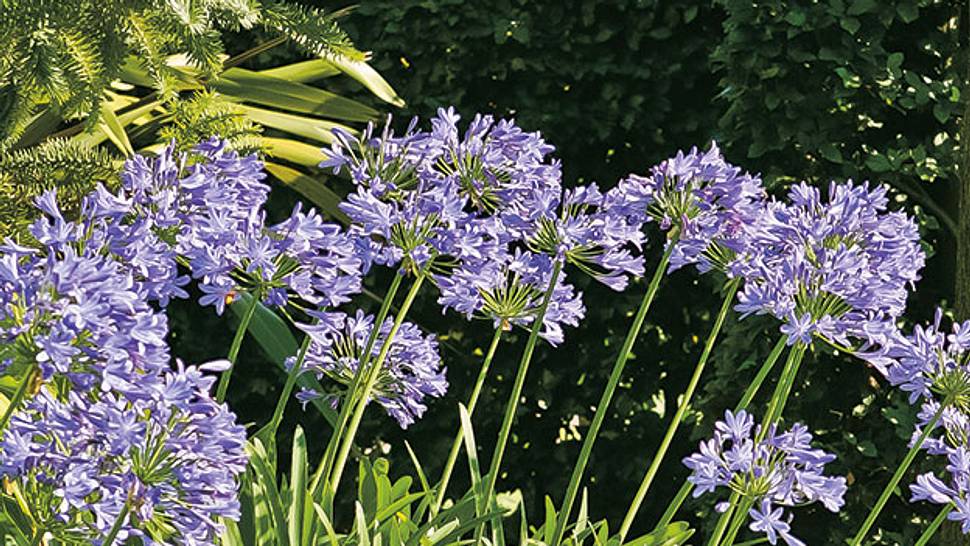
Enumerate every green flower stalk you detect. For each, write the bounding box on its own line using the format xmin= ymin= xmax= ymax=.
xmin=616 ymin=276 xmax=741 ymax=542
xmin=849 ymin=398 xmax=951 ymax=546
xmin=311 ymin=271 xmax=406 ymax=497
xmin=215 ymin=293 xmax=260 ymax=402
xmin=653 ymin=336 xmax=788 ymax=532
xmin=326 ymin=269 xmax=430 ymax=497
xmin=430 ymin=327 xmax=504 ymax=518
xmin=707 ymin=341 xmax=808 ymax=542
xmin=549 ymin=241 xmax=677 ymax=545
xmin=914 ymin=503 xmax=954 ymax=546
xmin=475 ymin=260 xmax=563 ymax=541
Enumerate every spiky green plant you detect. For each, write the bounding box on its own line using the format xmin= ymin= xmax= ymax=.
xmin=0 ymin=0 xmax=362 ymax=146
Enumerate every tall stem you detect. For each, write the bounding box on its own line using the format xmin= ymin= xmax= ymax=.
xmin=310 ymin=271 xmax=404 ymax=494
xmin=215 ymin=294 xmax=260 ymax=402
xmin=719 ymin=497 xmax=755 ymax=546
xmin=711 ymin=342 xmax=806 ymax=537
xmin=430 ymin=327 xmax=504 ymax=518
xmin=758 ymin=342 xmax=806 ymax=440
xmin=914 ymin=503 xmax=954 ymax=546
xmin=326 ymin=271 xmax=429 ymax=497
xmin=0 ymin=366 xmax=37 ymax=433
xmin=707 ymin=495 xmax=739 ymax=546
xmin=103 ymin=502 xmax=131 ymax=546
xmin=261 ymin=332 xmax=314 ymax=440
xmin=653 ymin=336 xmax=788 ymax=531
xmin=549 ymin=242 xmax=676 ymax=545
xmin=475 ymin=261 xmax=563 ymax=541
xmin=849 ymin=400 xmax=950 ymax=546
xmin=617 ymin=277 xmax=740 ymax=541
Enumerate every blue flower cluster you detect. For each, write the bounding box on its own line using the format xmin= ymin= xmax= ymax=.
xmin=736 ymin=182 xmax=924 ymax=348
xmin=683 ymin=410 xmax=847 ymax=546
xmin=0 ymin=183 xmax=248 ymax=541
xmin=862 ymin=310 xmax=970 ymax=531
xmin=296 ymin=311 xmax=447 ymax=429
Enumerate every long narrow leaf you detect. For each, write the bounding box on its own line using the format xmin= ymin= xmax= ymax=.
xmin=261 ymin=136 xmax=328 ymax=167
xmin=236 ymin=104 xmax=351 ymax=144
xmin=217 ymin=67 xmax=379 ymax=122
xmin=288 ymin=426 xmax=308 ymax=546
xmin=260 ymin=59 xmax=341 ymax=82
xmin=327 ymin=56 xmax=405 ymax=107
xmin=248 ymin=439 xmax=290 ymax=546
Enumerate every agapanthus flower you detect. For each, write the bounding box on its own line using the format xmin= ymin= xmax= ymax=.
xmin=414 ymin=107 xmax=562 ymax=214
xmin=607 ymin=142 xmax=765 ymax=275
xmin=735 ymin=181 xmax=924 ymax=347
xmin=861 ymin=309 xmax=970 ymax=405
xmin=0 ymin=360 xmax=247 ymax=544
xmin=683 ymin=410 xmax=847 ymax=546
xmin=906 ymin=396 xmax=970 ymax=534
xmin=0 ymin=200 xmax=169 ymax=393
xmin=506 ymin=182 xmax=646 ymax=291
xmin=119 ymin=140 xmax=364 ymax=314
xmin=296 ymin=310 xmax=447 ymax=428
xmin=436 ymin=249 xmax=584 ymax=345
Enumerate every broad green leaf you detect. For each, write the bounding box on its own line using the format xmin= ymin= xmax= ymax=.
xmin=97 ymin=104 xmax=134 ymax=156
xmin=328 ymin=56 xmax=406 ymax=107
xmin=264 ymin=162 xmax=349 ymax=224
xmin=216 ymin=68 xmax=379 ymax=122
xmin=261 ymin=136 xmax=328 ymax=167
xmin=261 ymin=59 xmax=341 ymax=82
xmin=458 ymin=403 xmax=484 ymax=515
xmin=248 ymin=439 xmax=290 ymax=546
xmin=314 ymin=503 xmax=341 ymax=546
xmin=236 ymin=104 xmax=352 ymax=143
xmin=624 ymin=522 xmax=695 ymax=546
xmin=355 ymin=502 xmax=372 ymax=546
xmin=543 ymin=496 xmax=557 ymax=542
xmin=287 ymin=426 xmax=308 ymax=546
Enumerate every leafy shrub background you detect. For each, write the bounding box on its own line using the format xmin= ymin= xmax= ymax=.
xmin=172 ymin=1 xmax=967 ymax=543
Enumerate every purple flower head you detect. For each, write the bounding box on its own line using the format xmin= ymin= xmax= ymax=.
xmin=0 ymin=233 xmax=169 ymax=395
xmin=505 ymin=183 xmax=646 ymax=291
xmin=864 ymin=309 xmax=970 ymax=406
xmin=607 ymin=142 xmax=766 ymax=275
xmin=324 ymin=112 xmax=569 ymax=288
xmin=0 ymin=362 xmax=247 ymax=544
xmin=436 ymin=249 xmax=585 ymax=345
xmin=909 ymin=409 xmax=970 ymax=535
xmin=297 ymin=310 xmax=447 ymax=428
xmin=735 ymin=181 xmax=924 ymax=347
xmin=683 ymin=410 xmax=847 ymax=546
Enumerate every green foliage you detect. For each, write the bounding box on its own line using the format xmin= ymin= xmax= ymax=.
xmin=341 ymin=0 xmax=722 ymax=185
xmin=0 ymin=0 xmax=363 ymax=147
xmin=0 ymin=138 xmax=118 ymax=235
xmin=159 ymin=91 xmax=263 ymax=153
xmin=712 ymin=0 xmax=963 ymax=234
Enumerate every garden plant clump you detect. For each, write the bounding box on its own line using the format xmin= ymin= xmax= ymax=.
xmin=0 ymin=2 xmax=967 ymax=545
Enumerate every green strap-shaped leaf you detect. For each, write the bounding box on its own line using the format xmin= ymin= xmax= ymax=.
xmin=228 ymin=294 xmax=341 ymax=427
xmin=288 ymin=426 xmax=308 ymax=546
xmin=260 ymin=59 xmax=341 ymax=83
xmin=216 ymin=67 xmax=379 ymax=122
xmin=327 ymin=56 xmax=406 ymax=108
